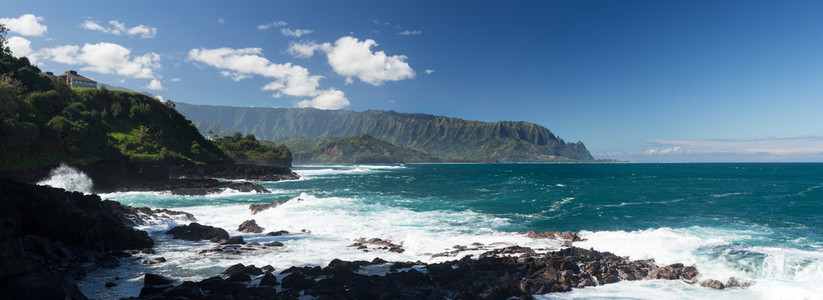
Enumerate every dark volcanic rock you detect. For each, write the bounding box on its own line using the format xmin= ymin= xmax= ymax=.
xmin=238 ymin=219 xmax=264 ymax=233
xmin=166 ymin=223 xmax=230 ymax=242
xmin=222 ymin=236 xmax=246 ymax=245
xmin=102 ymin=204 xmax=195 ymax=227
xmin=700 ymin=279 xmax=726 ymax=289
xmin=131 ymin=246 xmax=706 ymax=299
xmin=124 ymin=178 xmax=269 ymax=196
xmin=267 ymin=230 xmax=289 ymax=236
xmin=250 ymin=201 xmax=287 ymax=214
xmin=169 ymin=163 xmax=298 ymax=181
xmin=0 ymin=178 xmax=154 ymax=300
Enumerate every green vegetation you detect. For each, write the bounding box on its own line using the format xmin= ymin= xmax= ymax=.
xmin=209 ymin=132 xmax=292 ymax=167
xmin=288 ymin=134 xmax=438 ymax=164
xmin=177 ymin=103 xmax=594 ymax=162
xmin=0 ymin=25 xmax=243 ymax=170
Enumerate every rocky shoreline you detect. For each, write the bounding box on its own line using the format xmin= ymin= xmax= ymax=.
xmin=0 ymin=179 xmax=752 ymax=299
xmin=0 ymin=159 xmax=298 ymax=196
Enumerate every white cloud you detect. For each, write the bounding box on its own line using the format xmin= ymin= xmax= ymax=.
xmin=295 ymin=89 xmax=349 ymax=110
xmin=287 ymin=41 xmax=327 ymax=58
xmin=0 ymin=14 xmax=47 ymax=36
xmin=7 ymin=36 xmax=42 ymax=64
xmin=187 ymin=47 xmax=348 ymax=109
xmin=287 ymin=36 xmax=415 ymax=85
xmin=325 ymin=36 xmax=415 ymax=85
xmin=397 ymin=30 xmax=422 ymax=36
xmin=217 ymin=18 xmax=224 ymax=24
xmin=280 ymin=28 xmax=313 ymax=38
xmin=258 ymin=21 xmax=287 ymax=30
xmin=82 ymin=20 xmax=157 ymax=38
xmin=74 ymin=43 xmax=160 ymax=78
xmin=425 ymin=69 xmax=435 ymax=74
xmin=145 ymin=79 xmax=165 ymax=90
xmin=40 ymin=45 xmax=80 ymax=64
xmin=170 ymin=78 xmax=182 ymax=82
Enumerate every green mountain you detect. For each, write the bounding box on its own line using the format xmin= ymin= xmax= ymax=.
xmin=175 ymin=103 xmax=594 ymax=162
xmin=289 ymin=134 xmax=439 ymax=164
xmin=0 ymin=31 xmax=289 ymax=170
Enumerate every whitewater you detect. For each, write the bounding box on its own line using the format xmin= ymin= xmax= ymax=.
xmin=62 ymin=163 xmax=823 ymax=299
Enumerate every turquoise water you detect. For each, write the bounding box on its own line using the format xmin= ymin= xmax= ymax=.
xmin=79 ymin=163 xmax=823 ymax=299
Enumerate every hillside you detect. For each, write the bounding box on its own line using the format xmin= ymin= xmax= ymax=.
xmin=0 ymin=40 xmax=290 ymax=170
xmin=175 ymin=103 xmax=594 ymax=162
xmin=289 ymin=134 xmax=439 ymax=164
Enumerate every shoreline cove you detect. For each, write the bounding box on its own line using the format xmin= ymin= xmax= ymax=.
xmin=3 ymin=163 xmax=822 ymax=299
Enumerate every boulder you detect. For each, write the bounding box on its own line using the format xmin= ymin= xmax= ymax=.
xmin=700 ymin=279 xmax=725 ymax=289
xmin=166 ymin=223 xmax=229 ymax=242
xmin=237 ymin=220 xmax=264 ymax=233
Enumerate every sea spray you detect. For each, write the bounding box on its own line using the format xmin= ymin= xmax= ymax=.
xmin=37 ymin=163 xmax=93 ymax=194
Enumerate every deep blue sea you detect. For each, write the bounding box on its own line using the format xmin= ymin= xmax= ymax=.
xmin=62 ymin=163 xmax=823 ymax=299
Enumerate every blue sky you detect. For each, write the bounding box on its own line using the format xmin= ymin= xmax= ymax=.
xmin=3 ymin=0 xmax=823 ymax=162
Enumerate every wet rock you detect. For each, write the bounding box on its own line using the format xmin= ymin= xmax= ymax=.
xmin=700 ymin=279 xmax=726 ymax=289
xmin=259 ymin=272 xmax=278 ymax=286
xmin=166 ymin=223 xmax=229 ymax=242
xmin=266 ymin=230 xmax=289 ymax=236
xmin=237 ymin=219 xmax=264 ymax=233
xmin=105 ymin=282 xmax=117 ymax=288
xmin=647 ymin=263 xmax=699 ymax=283
xmin=123 ymin=178 xmax=270 ymax=196
xmin=221 ymin=236 xmax=246 ymax=245
xmin=264 ymin=241 xmax=284 ymax=247
xmin=250 ymin=201 xmax=287 ymax=214
xmin=142 ymin=257 xmax=166 ymax=265
xmin=726 ymin=277 xmax=755 ymax=288
xmin=143 ymin=273 xmax=175 ymax=286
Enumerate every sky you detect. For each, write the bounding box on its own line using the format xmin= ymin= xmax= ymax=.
xmin=2 ymin=0 xmax=823 ymax=162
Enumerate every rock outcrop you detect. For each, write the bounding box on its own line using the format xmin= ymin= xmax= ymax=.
xmin=166 ymin=223 xmax=230 ymax=242
xmin=131 ymin=246 xmax=718 ymax=299
xmin=238 ymin=220 xmax=265 ymax=233
xmin=0 ymin=179 xmax=154 ymax=299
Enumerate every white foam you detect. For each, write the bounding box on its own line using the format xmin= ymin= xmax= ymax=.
xmin=294 ymin=165 xmax=406 ymax=179
xmin=37 ymin=164 xmax=93 ymax=194
xmin=573 ymin=227 xmax=823 ymax=299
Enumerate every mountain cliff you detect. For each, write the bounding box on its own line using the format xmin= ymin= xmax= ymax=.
xmin=175 ymin=103 xmax=594 ymax=162
xmin=289 ymin=134 xmax=439 ymax=164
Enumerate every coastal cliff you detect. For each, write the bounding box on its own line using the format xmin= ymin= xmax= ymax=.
xmin=0 ymin=178 xmax=154 ymax=299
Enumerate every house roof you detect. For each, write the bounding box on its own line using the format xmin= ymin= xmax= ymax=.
xmin=56 ymin=71 xmax=97 ymax=83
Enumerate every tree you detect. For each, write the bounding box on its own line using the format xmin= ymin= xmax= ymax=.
xmin=0 ymin=24 xmax=11 ymax=58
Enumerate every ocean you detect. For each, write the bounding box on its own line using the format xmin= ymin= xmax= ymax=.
xmin=71 ymin=163 xmax=823 ymax=299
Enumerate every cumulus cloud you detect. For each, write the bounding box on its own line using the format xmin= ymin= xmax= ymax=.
xmin=7 ymin=36 xmax=42 ymax=64
xmin=287 ymin=41 xmax=327 ymax=58
xmin=397 ymin=30 xmax=422 ymax=36
xmin=258 ymin=21 xmax=287 ymax=30
xmin=289 ymin=36 xmax=415 ymax=85
xmin=326 ymin=36 xmax=415 ymax=85
xmin=425 ymin=69 xmax=435 ymax=74
xmin=0 ymin=14 xmax=47 ymax=36
xmin=280 ymin=28 xmax=313 ymax=38
xmin=295 ymin=89 xmax=349 ymax=110
xmin=187 ymin=47 xmax=348 ymax=109
xmin=145 ymin=79 xmax=165 ymax=90
xmin=82 ymin=20 xmax=157 ymax=38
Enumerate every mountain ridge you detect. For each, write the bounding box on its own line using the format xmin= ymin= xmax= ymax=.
xmin=176 ymin=103 xmax=594 ymax=162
